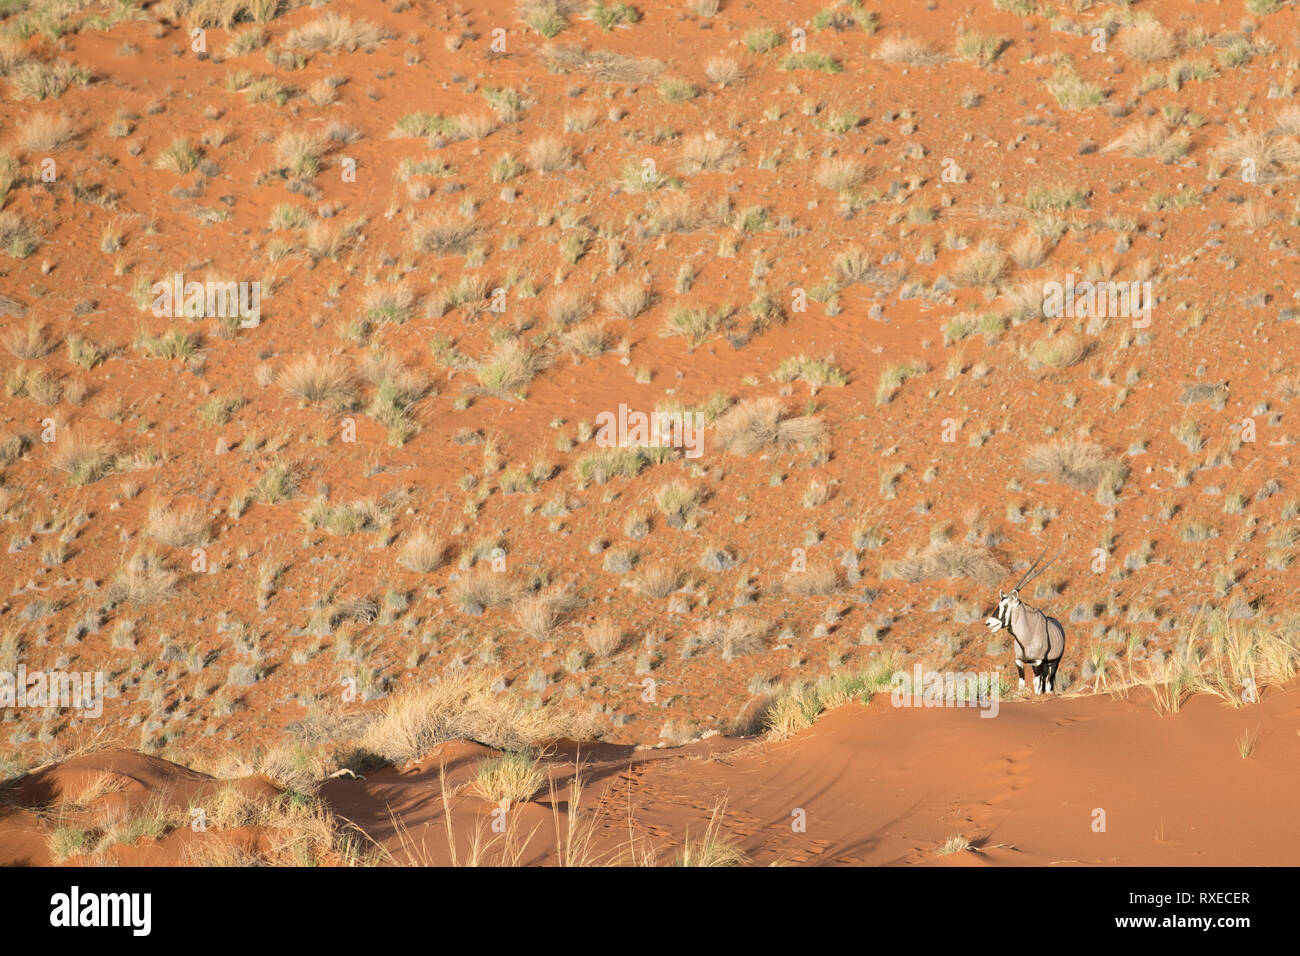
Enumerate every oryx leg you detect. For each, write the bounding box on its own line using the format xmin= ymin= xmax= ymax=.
xmin=1043 ymin=658 xmax=1059 ymax=693
xmin=1018 ymin=660 xmax=1033 ymax=692
xmin=1029 ymin=660 xmax=1050 ymax=691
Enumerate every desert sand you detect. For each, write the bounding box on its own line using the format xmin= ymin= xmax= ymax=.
xmin=1 ymin=0 xmax=1298 ymax=866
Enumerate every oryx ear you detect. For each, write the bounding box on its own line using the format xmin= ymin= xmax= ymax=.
xmin=999 ymin=590 xmax=1004 ymax=599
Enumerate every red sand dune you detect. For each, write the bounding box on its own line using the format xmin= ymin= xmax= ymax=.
xmin=6 ymin=681 xmax=1297 ymax=866
xmin=2 ymin=0 xmax=1300 ymax=872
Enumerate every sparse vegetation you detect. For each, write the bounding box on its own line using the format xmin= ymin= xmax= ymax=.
xmin=713 ymin=399 xmax=827 ymax=455
xmin=1025 ymin=441 xmax=1127 ymax=493
xmin=1045 ymin=64 xmax=1106 ymax=110
xmin=278 ymin=355 xmax=358 ymax=410
xmin=882 ymin=543 xmax=1008 ymax=587
xmin=0 ymin=0 xmax=1296 ymax=869
xmin=48 ymin=432 xmax=116 ymax=486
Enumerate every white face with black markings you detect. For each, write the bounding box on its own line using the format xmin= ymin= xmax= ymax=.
xmin=985 ymin=590 xmax=1020 ymax=632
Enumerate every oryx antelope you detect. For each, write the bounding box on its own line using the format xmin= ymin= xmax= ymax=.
xmin=985 ymin=548 xmax=1066 ymax=694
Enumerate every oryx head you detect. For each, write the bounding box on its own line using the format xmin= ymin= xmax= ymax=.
xmin=985 ymin=590 xmax=1020 ymax=632
xmin=984 ymin=546 xmax=1060 ymax=632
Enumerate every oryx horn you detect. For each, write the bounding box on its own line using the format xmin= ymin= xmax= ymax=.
xmin=1012 ymin=546 xmax=1061 ymax=593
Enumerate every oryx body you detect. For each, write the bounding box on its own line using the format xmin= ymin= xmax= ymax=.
xmin=986 ymin=592 xmax=1065 ymax=693
xmin=984 ymin=547 xmax=1067 ymax=694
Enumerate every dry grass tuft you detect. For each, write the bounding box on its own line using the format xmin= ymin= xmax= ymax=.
xmin=697 ymin=617 xmax=769 ymax=661
xmin=0 ymin=211 xmax=38 ymax=258
xmin=526 ymin=136 xmax=573 ymax=173
xmin=674 ymin=803 xmax=748 ymax=866
xmin=1103 ymin=120 xmax=1188 ymax=163
xmin=413 ymin=214 xmax=479 ymax=256
xmin=455 ymin=113 xmax=498 ymax=140
xmin=782 ymin=564 xmax=839 ymax=596
xmin=1025 ymin=441 xmax=1127 ymax=493
xmin=1119 ymin=17 xmax=1178 ymax=63
xmin=354 ymin=670 xmax=600 ymax=764
xmin=106 ymin=549 xmax=179 ymax=606
xmin=874 ymin=34 xmax=948 ymax=66
xmin=713 ymin=398 xmax=827 ymax=456
xmin=815 ymin=158 xmax=865 ymax=194
xmin=13 ymin=113 xmax=76 ymax=152
xmin=514 ymin=587 xmax=584 ymax=640
xmin=2 ymin=320 xmax=54 ymax=359
xmin=632 ymin=564 xmax=682 ymax=600
xmin=48 ymin=431 xmax=116 ymax=485
xmin=452 ymin=567 xmax=520 ymax=614
xmin=397 ymin=530 xmax=448 ymax=573
xmin=952 ymin=244 xmax=1006 ymax=287
xmin=472 ymin=751 xmax=543 ymax=809
xmin=0 ymin=36 xmax=31 ymax=75
xmin=583 ymin=617 xmax=624 ymax=656
xmin=278 ymin=354 xmax=357 ymax=410
xmin=1029 ymin=332 xmax=1088 ymax=369
xmin=601 ymin=283 xmax=654 ymax=320
xmin=539 ymin=45 xmax=664 ymax=82
xmin=679 ymin=133 xmax=740 ymax=174
xmin=284 ymin=13 xmax=389 ymax=52
xmin=705 ymin=57 xmax=744 ymax=87
xmin=1213 ymin=129 xmax=1300 ymax=182
xmin=274 ymin=129 xmax=329 ymax=179
xmin=882 ymin=543 xmax=1008 ymax=587
xmin=147 ymin=502 xmax=210 ymax=548
xmin=762 ymin=662 xmax=899 ymax=742
xmin=1273 ymin=106 xmax=1300 ymax=137
xmin=1136 ymin=614 xmax=1300 ymax=714
xmin=475 ymin=341 xmax=546 ymax=398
